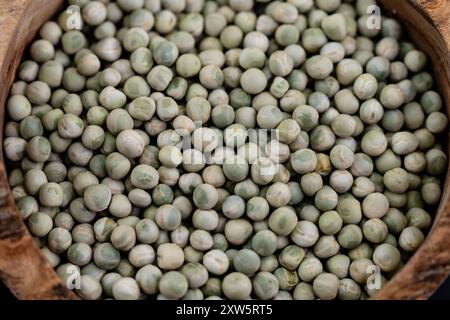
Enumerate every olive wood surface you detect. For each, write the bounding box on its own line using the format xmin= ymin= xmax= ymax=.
xmin=0 ymin=0 xmax=449 ymax=300
xmin=0 ymin=0 xmax=75 ymax=300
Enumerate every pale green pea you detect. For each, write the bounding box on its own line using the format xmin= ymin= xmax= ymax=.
xmin=353 ymin=73 xmax=378 ymax=100
xmin=305 ymin=55 xmax=333 ymax=80
xmin=302 ymin=28 xmax=327 ymax=53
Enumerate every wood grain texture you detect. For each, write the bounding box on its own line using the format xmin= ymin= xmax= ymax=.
xmin=373 ymin=0 xmax=450 ymax=300
xmin=0 ymin=0 xmax=449 ymax=300
xmin=0 ymin=0 xmax=75 ymax=300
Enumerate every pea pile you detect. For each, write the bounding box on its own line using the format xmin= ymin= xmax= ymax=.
xmin=3 ymin=0 xmax=448 ymax=300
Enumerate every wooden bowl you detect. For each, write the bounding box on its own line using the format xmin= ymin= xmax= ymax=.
xmin=0 ymin=0 xmax=449 ymax=300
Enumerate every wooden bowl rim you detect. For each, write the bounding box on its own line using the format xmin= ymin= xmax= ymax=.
xmin=0 ymin=0 xmax=76 ymax=300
